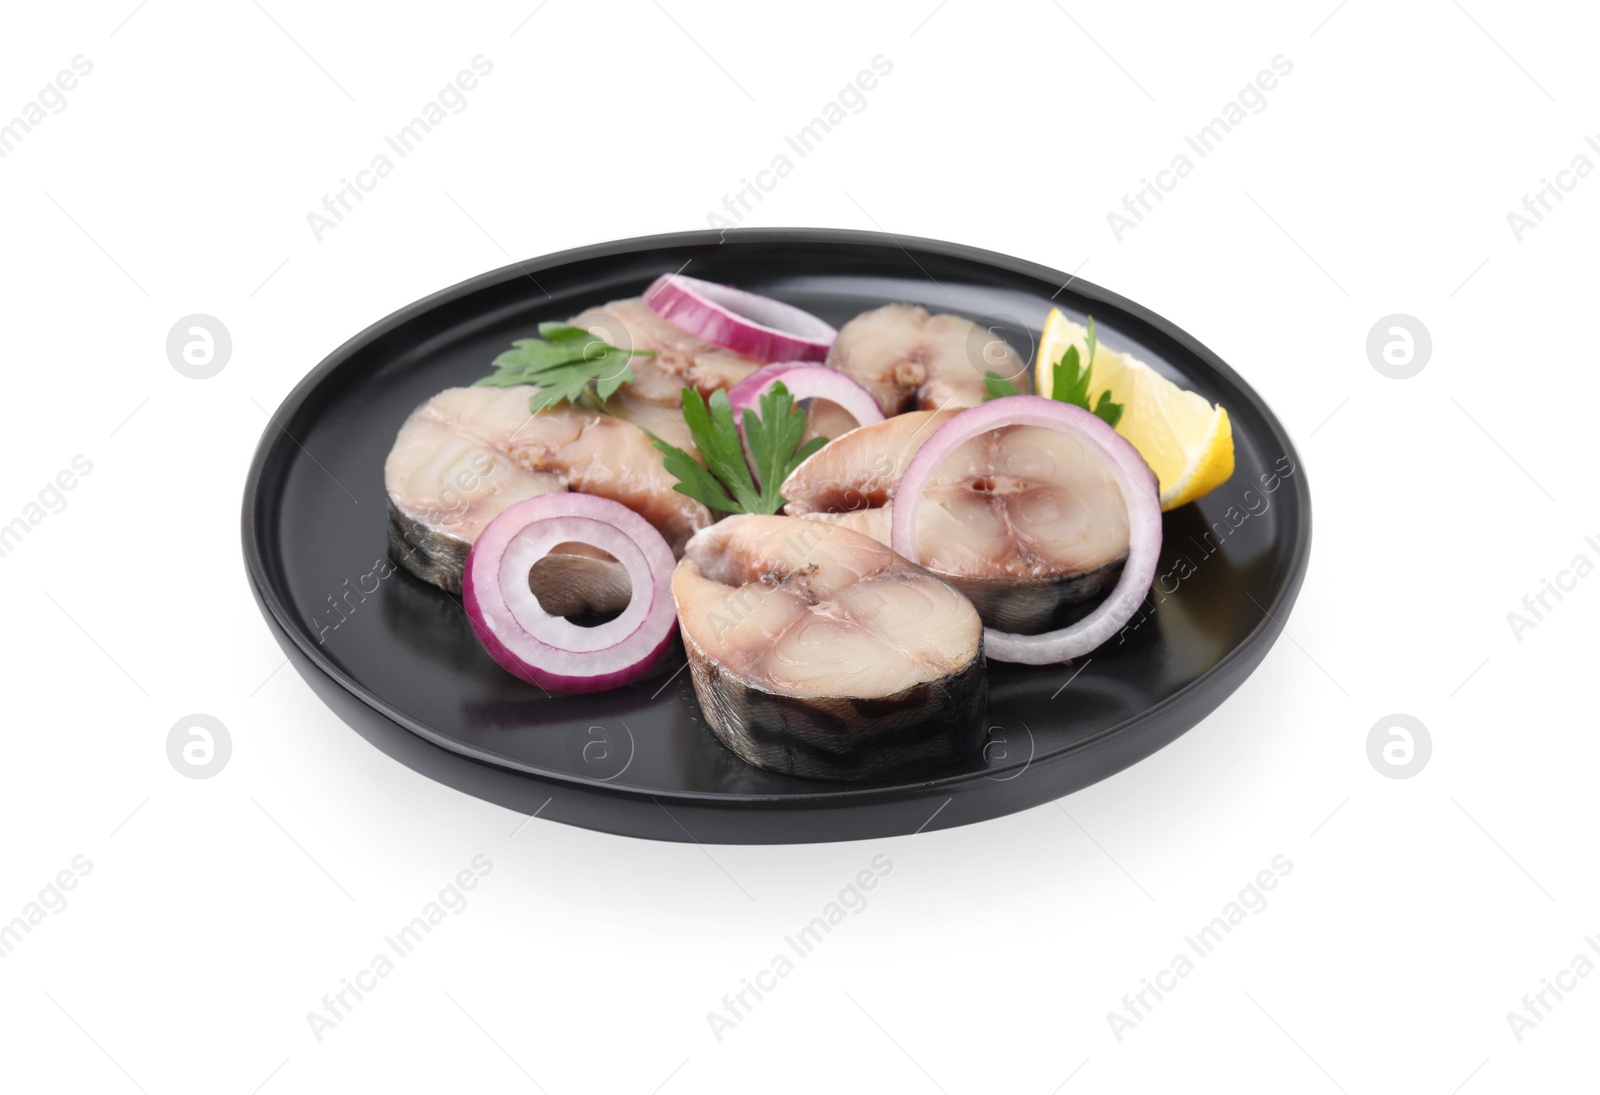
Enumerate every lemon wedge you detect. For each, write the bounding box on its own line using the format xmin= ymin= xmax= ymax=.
xmin=1036 ymin=308 xmax=1233 ymax=511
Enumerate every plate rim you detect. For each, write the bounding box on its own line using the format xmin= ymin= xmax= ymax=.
xmin=241 ymin=226 xmax=1313 ymax=808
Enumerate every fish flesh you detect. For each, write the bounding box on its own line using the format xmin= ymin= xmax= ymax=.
xmin=782 ymin=410 xmax=954 ymax=517
xmin=782 ymin=412 xmax=1131 ymax=633
xmin=384 ymin=384 xmax=710 ymax=594
xmin=569 ymin=296 xmax=762 ymax=451
xmin=823 ymin=304 xmax=1027 ymax=418
xmin=673 ymin=515 xmax=987 ymax=780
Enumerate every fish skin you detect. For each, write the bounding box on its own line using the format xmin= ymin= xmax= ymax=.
xmin=684 ymin=644 xmax=988 ymax=781
xmin=387 ymin=497 xmax=474 ymax=594
xmin=525 ymin=548 xmax=633 ymax=617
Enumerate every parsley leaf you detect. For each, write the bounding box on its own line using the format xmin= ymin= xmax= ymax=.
xmin=651 ymin=382 xmax=826 ymax=515
xmin=474 ymin=322 xmax=653 ymax=413
xmin=1046 ymin=316 xmax=1123 ymax=428
xmin=1051 ymin=345 xmax=1092 ymax=408
xmin=747 ymin=382 xmax=828 ymax=505
xmin=983 ymin=371 xmax=1019 ymax=400
xmin=1091 ymin=391 xmax=1123 ymax=428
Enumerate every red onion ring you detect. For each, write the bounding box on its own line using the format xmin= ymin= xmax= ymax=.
xmin=890 ymin=396 xmax=1162 ymax=664
xmin=644 ymin=273 xmax=835 ymax=363
xmin=463 ymin=493 xmax=677 ymax=693
xmin=726 ymin=363 xmax=885 ymax=434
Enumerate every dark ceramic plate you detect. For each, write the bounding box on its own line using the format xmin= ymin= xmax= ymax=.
xmin=242 ymin=228 xmax=1311 ymax=844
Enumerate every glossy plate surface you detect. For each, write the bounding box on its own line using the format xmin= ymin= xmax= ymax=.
xmin=242 ymin=229 xmax=1312 ymax=844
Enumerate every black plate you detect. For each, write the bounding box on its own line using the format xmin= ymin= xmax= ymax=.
xmin=242 ymin=229 xmax=1311 ymax=844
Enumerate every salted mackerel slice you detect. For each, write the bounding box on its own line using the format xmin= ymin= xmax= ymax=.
xmin=781 ymin=411 xmax=1131 ymax=633
xmin=823 ymin=303 xmax=1027 ymax=417
xmin=568 ymin=296 xmax=762 ymax=452
xmin=672 ymin=515 xmax=986 ymax=781
xmin=384 ymin=385 xmax=710 ymax=594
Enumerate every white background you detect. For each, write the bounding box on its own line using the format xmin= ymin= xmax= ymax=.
xmin=1 ymin=1 xmax=1595 ymax=1091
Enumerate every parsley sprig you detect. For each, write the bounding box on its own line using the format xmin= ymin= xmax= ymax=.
xmin=983 ymin=372 xmax=1020 ymax=399
xmin=474 ymin=322 xmax=653 ymax=414
xmin=651 ymin=382 xmax=827 ymax=515
xmin=985 ymin=316 xmax=1123 ymax=428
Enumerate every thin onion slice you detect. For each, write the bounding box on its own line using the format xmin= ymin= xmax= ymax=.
xmin=890 ymin=396 xmax=1162 ymax=664
xmin=644 ymin=273 xmax=835 ymax=363
xmin=463 ymin=493 xmax=677 ymax=693
xmin=726 ymin=363 xmax=885 ymax=435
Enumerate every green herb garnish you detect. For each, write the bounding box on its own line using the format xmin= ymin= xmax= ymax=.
xmin=651 ymin=382 xmax=827 ymax=515
xmin=474 ymin=322 xmax=653 ymax=413
xmin=990 ymin=316 xmax=1126 ymax=426
xmin=1050 ymin=318 xmax=1123 ymax=428
xmin=983 ymin=371 xmax=1019 ymax=399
